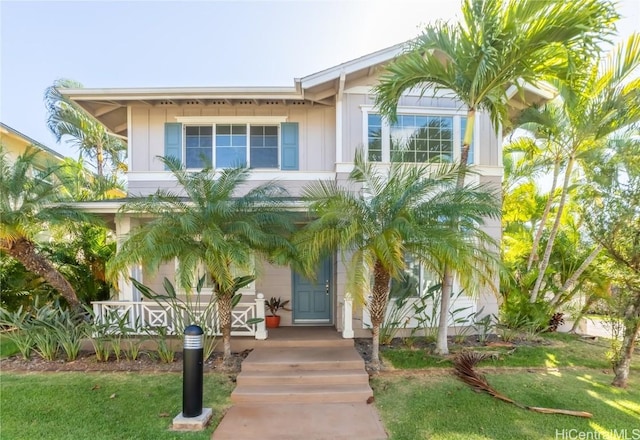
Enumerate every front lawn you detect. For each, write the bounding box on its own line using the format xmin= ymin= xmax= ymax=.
xmin=382 ymin=332 xmax=640 ymax=371
xmin=373 ymin=372 xmax=640 ymax=440
xmin=0 ymin=372 xmax=233 ymax=440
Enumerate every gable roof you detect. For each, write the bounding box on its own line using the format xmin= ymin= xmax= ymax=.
xmin=62 ymin=41 xmax=556 ymax=140
xmin=0 ymin=122 xmax=66 ymax=162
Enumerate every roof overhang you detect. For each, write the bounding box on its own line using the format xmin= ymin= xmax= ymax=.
xmin=63 ymin=41 xmax=557 ymax=140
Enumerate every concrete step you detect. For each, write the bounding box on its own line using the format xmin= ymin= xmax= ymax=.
xmin=231 ymin=383 xmax=373 ymax=404
xmin=256 ymin=337 xmax=355 ymax=348
xmin=241 ymin=346 xmax=365 ymax=372
xmin=236 ymin=369 xmax=370 ymax=386
xmin=211 ymin=403 xmax=388 ymax=440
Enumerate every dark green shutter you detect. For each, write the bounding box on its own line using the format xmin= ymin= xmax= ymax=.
xmin=164 ymin=123 xmax=182 ymax=169
xmin=280 ymin=122 xmax=299 ymax=170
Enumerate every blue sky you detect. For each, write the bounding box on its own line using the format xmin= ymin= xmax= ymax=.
xmin=1 ymin=0 xmax=638 ymax=158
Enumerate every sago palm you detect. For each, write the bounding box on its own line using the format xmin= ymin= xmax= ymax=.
xmin=296 ymin=151 xmax=500 ymax=366
xmin=0 ymin=146 xmax=94 ymax=309
xmin=107 ymin=156 xmax=294 ymax=365
xmin=374 ymin=0 xmax=618 ymax=354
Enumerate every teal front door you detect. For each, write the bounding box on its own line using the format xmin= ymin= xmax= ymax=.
xmin=292 ymin=258 xmax=332 ymax=324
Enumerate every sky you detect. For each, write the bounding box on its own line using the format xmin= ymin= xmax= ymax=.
xmin=1 ymin=0 xmax=638 ymax=159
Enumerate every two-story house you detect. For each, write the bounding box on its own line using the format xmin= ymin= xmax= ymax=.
xmin=65 ymin=42 xmax=553 ymax=340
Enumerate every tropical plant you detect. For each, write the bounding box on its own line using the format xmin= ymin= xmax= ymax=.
xmin=0 ymin=146 xmax=97 ymax=310
xmin=513 ymin=34 xmax=640 ymax=305
xmin=107 ymin=156 xmax=295 ymax=366
xmin=581 ymin=135 xmax=640 ymax=388
xmin=45 ymin=78 xmax=127 ymax=178
xmin=131 ymin=275 xmax=224 ymax=361
xmin=264 ymin=297 xmax=291 ymax=317
xmin=296 ymin=151 xmax=500 ymax=366
xmin=373 ymin=0 xmax=618 ymax=354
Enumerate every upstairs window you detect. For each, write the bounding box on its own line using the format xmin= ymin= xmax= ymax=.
xmin=184 ymin=124 xmax=279 ymax=169
xmin=364 ymin=110 xmax=475 ymax=164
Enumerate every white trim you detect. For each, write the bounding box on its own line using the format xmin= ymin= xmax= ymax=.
xmin=335 ymin=71 xmax=346 ymax=166
xmin=300 ymin=42 xmax=406 ymax=88
xmin=176 ymin=116 xmax=287 ymax=124
xmin=127 ymin=171 xmax=336 ymax=181
xmin=361 ymin=104 xmax=466 ymax=116
xmin=126 ymin=105 xmax=132 ymax=171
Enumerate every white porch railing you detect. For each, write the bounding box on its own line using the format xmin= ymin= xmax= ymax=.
xmin=91 ymin=293 xmax=267 ymax=339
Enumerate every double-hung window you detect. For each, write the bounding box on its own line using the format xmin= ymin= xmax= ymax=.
xmin=365 ymin=109 xmax=474 ymax=164
xmin=184 ymin=124 xmax=279 ymax=169
xmin=390 ymin=254 xmax=440 ymax=299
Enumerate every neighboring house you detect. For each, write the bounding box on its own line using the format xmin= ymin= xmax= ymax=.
xmin=0 ymin=122 xmax=65 ymax=177
xmin=64 ymin=43 xmax=553 ymax=339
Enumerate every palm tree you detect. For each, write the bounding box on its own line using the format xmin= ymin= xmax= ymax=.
xmin=107 ymin=156 xmax=294 ymax=365
xmin=581 ymin=136 xmax=640 ymax=388
xmin=296 ymin=151 xmax=500 ymax=366
xmin=515 ymin=34 xmax=640 ymax=303
xmin=45 ymin=78 xmax=127 ymax=178
xmin=374 ymin=0 xmax=618 ymax=354
xmin=0 ymin=146 xmax=95 ymax=309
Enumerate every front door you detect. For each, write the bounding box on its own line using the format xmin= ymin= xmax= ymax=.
xmin=292 ymin=258 xmax=332 ymax=324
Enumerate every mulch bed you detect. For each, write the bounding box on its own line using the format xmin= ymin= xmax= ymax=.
xmin=0 ymin=349 xmax=252 ymax=374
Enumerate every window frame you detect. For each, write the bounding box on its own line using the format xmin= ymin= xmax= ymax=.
xmin=361 ymin=106 xmax=478 ymax=165
xmin=176 ymin=116 xmax=286 ymax=170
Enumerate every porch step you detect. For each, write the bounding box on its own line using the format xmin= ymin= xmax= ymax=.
xmin=236 ymin=369 xmax=370 ymax=386
xmin=240 ymin=346 xmax=365 ymax=372
xmin=257 ymin=327 xmax=354 ymax=348
xmin=231 ymin=383 xmax=373 ymax=404
xmin=256 ymin=337 xmax=354 ymax=348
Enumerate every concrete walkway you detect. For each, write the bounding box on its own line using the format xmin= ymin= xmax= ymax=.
xmin=211 ymin=328 xmax=387 ymax=440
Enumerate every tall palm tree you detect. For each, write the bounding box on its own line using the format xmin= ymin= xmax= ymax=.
xmin=374 ymin=0 xmax=618 ymax=354
xmin=0 ymin=146 xmax=95 ymax=309
xmin=107 ymin=156 xmax=294 ymax=365
xmin=296 ymin=151 xmax=500 ymax=366
xmin=45 ymin=78 xmax=127 ymax=178
xmin=581 ymin=136 xmax=640 ymax=388
xmin=516 ymin=33 xmax=640 ymax=303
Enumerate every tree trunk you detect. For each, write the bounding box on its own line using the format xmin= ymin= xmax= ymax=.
xmin=526 ymin=158 xmax=561 ymax=271
xmin=570 ymin=295 xmax=597 ymax=333
xmin=2 ymin=237 xmax=81 ymax=309
xmin=217 ymin=292 xmax=233 ymax=365
xmin=612 ymin=293 xmax=640 ymax=388
xmin=435 ymin=267 xmax=454 ymax=355
xmin=549 ymin=243 xmax=603 ymax=307
xmin=531 ymin=155 xmax=576 ymax=303
xmin=435 ymin=107 xmax=475 ymax=355
xmin=369 ymin=260 xmax=391 ymax=367
xmin=96 ymin=140 xmax=104 ymax=177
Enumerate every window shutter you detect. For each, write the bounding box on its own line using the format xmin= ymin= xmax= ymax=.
xmin=164 ymin=123 xmax=182 ymax=169
xmin=280 ymin=122 xmax=299 ymax=170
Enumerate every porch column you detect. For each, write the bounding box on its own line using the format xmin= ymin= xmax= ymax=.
xmin=342 ymin=293 xmax=354 ymax=339
xmin=115 ymin=216 xmax=133 ymax=301
xmin=255 ymin=293 xmax=267 ymax=340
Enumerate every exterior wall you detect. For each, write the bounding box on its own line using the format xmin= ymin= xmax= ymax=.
xmin=127 ymin=103 xmax=336 ymax=197
xmin=255 ymin=262 xmax=293 ymax=326
xmin=339 ymin=75 xmax=500 ymax=168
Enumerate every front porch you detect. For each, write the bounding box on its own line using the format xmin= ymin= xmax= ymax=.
xmin=90 ymin=294 xmax=356 ymax=341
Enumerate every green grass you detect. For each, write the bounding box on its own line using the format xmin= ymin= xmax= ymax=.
xmin=0 ymin=372 xmax=234 ymax=440
xmin=373 ymin=372 xmax=640 ymax=440
xmin=382 ymin=332 xmax=640 ymax=371
xmin=0 ymin=334 xmax=19 ymax=358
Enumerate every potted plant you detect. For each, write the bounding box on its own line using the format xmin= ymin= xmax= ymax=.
xmin=264 ymin=296 xmax=291 ymax=328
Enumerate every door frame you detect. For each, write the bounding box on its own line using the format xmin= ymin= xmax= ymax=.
xmin=291 ymin=256 xmax=333 ymax=325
